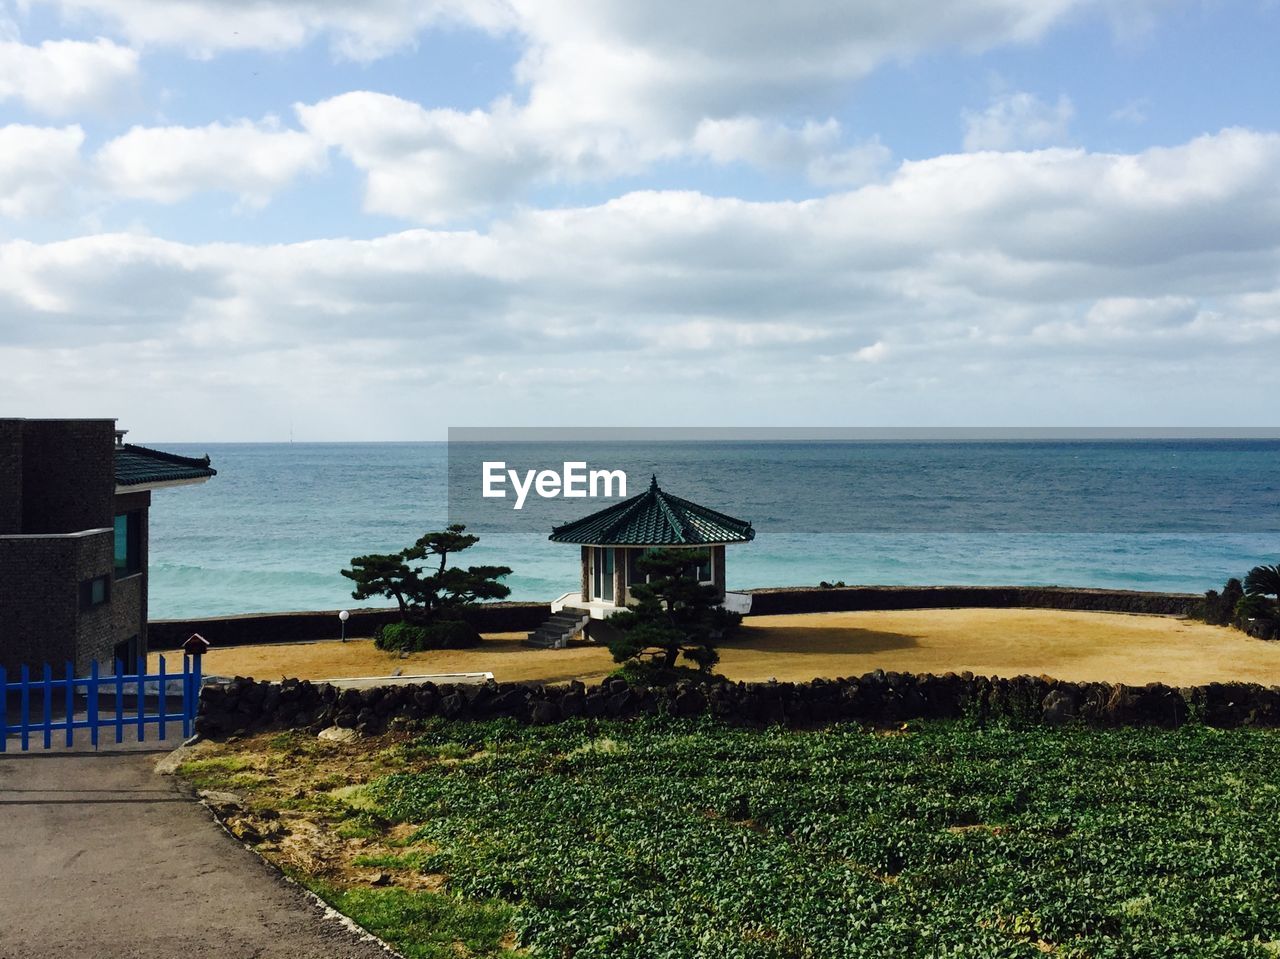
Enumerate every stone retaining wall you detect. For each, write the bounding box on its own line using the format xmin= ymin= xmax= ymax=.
xmin=196 ymin=671 xmax=1280 ymax=738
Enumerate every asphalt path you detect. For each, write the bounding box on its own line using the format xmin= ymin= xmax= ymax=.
xmin=0 ymin=734 xmax=396 ymax=959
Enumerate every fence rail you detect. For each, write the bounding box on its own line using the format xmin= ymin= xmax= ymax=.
xmin=0 ymin=654 xmax=202 ymax=752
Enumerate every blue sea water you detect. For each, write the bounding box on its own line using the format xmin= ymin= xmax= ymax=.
xmin=147 ymin=441 xmax=1280 ymax=618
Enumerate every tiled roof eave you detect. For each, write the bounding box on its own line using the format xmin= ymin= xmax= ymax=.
xmin=114 ymin=443 xmax=217 ymax=488
xmin=549 ymin=485 xmax=753 ymax=545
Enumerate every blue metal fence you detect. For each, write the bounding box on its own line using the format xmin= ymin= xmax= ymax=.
xmin=0 ymin=654 xmax=202 ymax=752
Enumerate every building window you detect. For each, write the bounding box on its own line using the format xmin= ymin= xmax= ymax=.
xmin=113 ymin=637 xmax=140 ymax=672
xmin=114 ymin=511 xmax=141 ymax=576
xmin=80 ymin=575 xmax=110 ymax=610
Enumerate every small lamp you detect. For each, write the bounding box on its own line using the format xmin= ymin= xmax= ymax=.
xmin=338 ymin=608 xmax=350 ymax=643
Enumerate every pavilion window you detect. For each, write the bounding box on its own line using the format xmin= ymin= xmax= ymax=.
xmin=593 ymin=547 xmax=615 ymax=602
xmin=694 ymin=551 xmax=713 ymax=583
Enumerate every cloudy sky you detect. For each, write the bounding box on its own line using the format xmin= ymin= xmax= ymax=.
xmin=1 ymin=1 xmax=1278 ymax=440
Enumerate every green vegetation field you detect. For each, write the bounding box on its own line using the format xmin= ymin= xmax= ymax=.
xmin=186 ymin=719 xmax=1280 ymax=958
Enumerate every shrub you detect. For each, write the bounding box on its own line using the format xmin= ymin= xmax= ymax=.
xmin=1197 ymin=578 xmax=1243 ymax=626
xmin=375 ymin=620 xmax=481 ymax=652
xmin=1194 ymin=568 xmax=1280 ymax=639
xmin=609 ymin=659 xmax=726 ymax=686
xmin=605 ymin=549 xmax=741 ymax=674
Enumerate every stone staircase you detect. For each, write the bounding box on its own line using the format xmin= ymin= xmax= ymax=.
xmin=524 ymin=610 xmax=590 ymax=649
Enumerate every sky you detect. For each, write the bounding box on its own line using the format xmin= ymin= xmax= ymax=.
xmin=1 ymin=0 xmax=1278 ymax=441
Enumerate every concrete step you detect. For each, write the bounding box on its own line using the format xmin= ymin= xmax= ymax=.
xmin=522 ymin=612 xmax=589 ymax=649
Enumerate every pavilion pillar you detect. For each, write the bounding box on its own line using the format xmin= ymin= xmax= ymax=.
xmin=613 ymin=549 xmax=625 ymax=608
xmin=580 ymin=545 xmax=590 ymax=601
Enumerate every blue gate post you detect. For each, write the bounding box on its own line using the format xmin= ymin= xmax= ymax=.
xmin=181 ymin=634 xmax=209 ymax=738
xmin=42 ymin=663 xmax=52 ymax=750
xmin=191 ymin=652 xmax=204 ymax=737
xmin=64 ymin=661 xmax=74 ymax=747
xmin=89 ymin=660 xmax=100 ymax=750
xmin=20 ymin=664 xmax=30 ymax=751
xmin=135 ymin=656 xmax=146 ymax=742
xmin=181 ymin=654 xmax=192 ymax=739
xmin=158 ymin=655 xmax=167 ymax=740
xmin=114 ymin=661 xmax=124 ymax=744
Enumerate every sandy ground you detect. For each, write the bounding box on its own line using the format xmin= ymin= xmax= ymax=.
xmin=157 ymin=608 xmax=1280 ymax=688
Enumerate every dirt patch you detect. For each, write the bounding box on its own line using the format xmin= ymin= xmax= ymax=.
xmin=160 ymin=608 xmax=1280 ymax=688
xmin=184 ymin=731 xmax=451 ymax=898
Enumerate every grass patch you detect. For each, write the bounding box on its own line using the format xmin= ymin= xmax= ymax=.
xmin=304 ymin=882 xmax=518 ymax=959
xmin=352 ymin=850 xmax=451 ymax=873
xmin=185 ymin=719 xmax=1280 ymax=958
xmin=175 ymin=755 xmax=257 ymax=790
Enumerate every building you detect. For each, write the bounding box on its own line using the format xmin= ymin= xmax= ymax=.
xmin=0 ymin=419 xmax=215 ymax=674
xmin=527 ymin=475 xmax=753 ymax=647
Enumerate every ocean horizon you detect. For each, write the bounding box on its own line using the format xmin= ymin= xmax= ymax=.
xmin=145 ymin=439 xmax=1280 ymax=619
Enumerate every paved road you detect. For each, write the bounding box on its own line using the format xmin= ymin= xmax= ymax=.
xmin=0 ymin=738 xmax=396 ymax=959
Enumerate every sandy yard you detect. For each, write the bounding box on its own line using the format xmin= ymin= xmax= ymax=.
xmin=153 ymin=608 xmax=1280 ymax=688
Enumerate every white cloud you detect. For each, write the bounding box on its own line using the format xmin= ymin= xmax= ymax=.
xmin=963 ymin=92 xmax=1075 ymax=151
xmin=692 ymin=117 xmax=890 ymax=186
xmin=298 ymin=93 xmax=545 ymax=223
xmin=31 ymin=0 xmax=1117 ymax=67
xmin=298 ymin=94 xmax=895 ymax=223
xmin=0 ymin=37 xmax=138 ymax=115
xmin=0 ymin=124 xmax=85 ymax=217
xmin=29 ymin=0 xmax=1148 ymax=220
xmin=95 ymin=119 xmax=327 ymax=205
xmin=2 ymin=127 xmax=1278 ymax=433
xmin=32 ymin=0 xmax=512 ymax=60
xmin=507 ymin=1 xmax=1108 ymax=132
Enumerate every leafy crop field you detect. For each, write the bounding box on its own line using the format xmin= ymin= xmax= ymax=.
xmin=185 ymin=719 xmax=1280 ymax=958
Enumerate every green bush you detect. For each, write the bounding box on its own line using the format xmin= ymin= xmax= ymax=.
xmin=608 ymin=659 xmax=726 ymax=687
xmin=1196 ymin=577 xmax=1243 ymax=626
xmin=375 ymin=620 xmax=481 ymax=652
xmin=1194 ymin=568 xmax=1280 ymax=639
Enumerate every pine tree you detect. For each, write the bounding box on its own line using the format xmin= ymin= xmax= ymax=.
xmin=606 ymin=548 xmax=740 ymax=673
xmin=342 ymin=524 xmax=511 ymax=625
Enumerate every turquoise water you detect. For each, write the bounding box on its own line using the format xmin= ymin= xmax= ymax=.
xmin=147 ymin=441 xmax=1280 ymax=618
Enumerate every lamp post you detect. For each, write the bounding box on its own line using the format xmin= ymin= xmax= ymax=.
xmin=339 ymin=609 xmax=350 ymax=643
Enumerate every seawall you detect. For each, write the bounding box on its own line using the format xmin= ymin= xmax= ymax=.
xmin=150 ymin=584 xmax=1200 ymax=649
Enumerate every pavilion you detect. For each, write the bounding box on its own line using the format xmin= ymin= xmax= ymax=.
xmin=522 ymin=476 xmax=752 ymax=649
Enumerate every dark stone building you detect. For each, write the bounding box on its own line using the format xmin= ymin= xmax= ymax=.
xmin=0 ymin=419 xmax=215 ymax=675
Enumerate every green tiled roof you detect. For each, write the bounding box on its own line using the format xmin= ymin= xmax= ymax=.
xmin=115 ymin=444 xmax=216 ymax=486
xmin=550 ymin=475 xmax=754 ymax=546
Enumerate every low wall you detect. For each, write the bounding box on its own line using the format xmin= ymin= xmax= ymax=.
xmin=745 ymin=585 xmax=1200 ymax=617
xmin=150 ymin=602 xmax=550 ymax=649
xmin=154 ymin=586 xmax=1200 ymax=650
xmin=196 ymin=671 xmax=1280 ymax=737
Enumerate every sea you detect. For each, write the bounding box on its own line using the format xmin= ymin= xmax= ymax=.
xmin=147 ymin=440 xmax=1280 ymax=619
